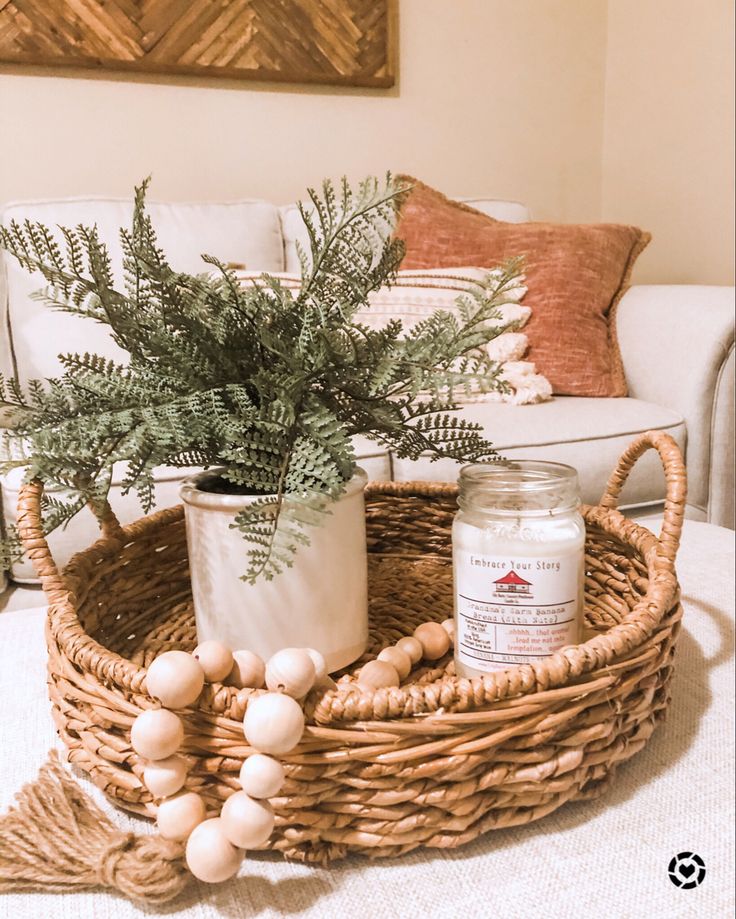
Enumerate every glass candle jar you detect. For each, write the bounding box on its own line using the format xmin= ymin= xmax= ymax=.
xmin=452 ymin=461 xmax=585 ymax=678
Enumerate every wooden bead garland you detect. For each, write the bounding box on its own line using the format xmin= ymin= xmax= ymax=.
xmin=185 ymin=819 xmax=243 ymax=884
xmin=239 ymin=754 xmax=285 ymax=799
xmin=135 ymin=642 xmax=318 ymax=883
xmin=413 ymin=622 xmax=451 ymax=660
xmin=145 ymin=650 xmax=205 ymax=708
xmin=376 ymin=646 xmax=412 ymax=680
xmin=156 ymin=792 xmax=207 ymax=841
xmin=304 ymin=648 xmax=328 ymax=684
xmin=226 ymin=649 xmax=265 ymax=689
xmin=440 ymin=617 xmax=455 ymax=642
xmin=220 ymin=792 xmax=275 ymax=849
xmin=143 ymin=755 xmax=188 ymax=798
xmin=395 ymin=635 xmax=423 ymax=664
xmin=358 ymin=659 xmax=400 ymax=689
xmin=137 ymin=623 xmax=455 ymax=884
xmin=264 ymin=648 xmax=316 ymax=699
xmin=131 ymin=709 xmax=184 ymax=760
xmin=243 ymin=693 xmax=305 ymax=755
xmin=192 ymin=640 xmax=234 ymax=683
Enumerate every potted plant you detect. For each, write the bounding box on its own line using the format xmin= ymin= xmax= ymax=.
xmin=0 ymin=175 xmax=523 ymax=670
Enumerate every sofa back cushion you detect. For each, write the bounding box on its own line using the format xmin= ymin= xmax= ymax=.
xmin=0 ymin=197 xmax=284 ymax=383
xmin=279 ymin=197 xmax=531 ymax=274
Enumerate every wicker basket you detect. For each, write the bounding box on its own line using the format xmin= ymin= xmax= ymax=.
xmin=17 ymin=430 xmax=686 ymax=863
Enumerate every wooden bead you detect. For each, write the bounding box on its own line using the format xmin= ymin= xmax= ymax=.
xmin=396 ymin=636 xmax=423 ymax=665
xmin=131 ymin=709 xmax=183 ymax=761
xmin=185 ymin=818 xmax=243 ymax=883
xmin=145 ymin=650 xmax=205 ymax=709
xmin=304 ymin=648 xmax=328 ymax=683
xmin=143 ymin=754 xmax=188 ymax=798
xmin=226 ymin=650 xmax=266 ymax=689
xmin=156 ymin=791 xmax=206 ymax=841
xmin=358 ymin=660 xmax=400 ymax=690
xmin=239 ymin=754 xmax=285 ymax=799
xmin=377 ymin=647 xmax=412 ymax=680
xmin=441 ymin=618 xmax=456 ymax=642
xmin=242 ymin=692 xmax=305 ymax=755
xmin=220 ymin=791 xmax=275 ymax=849
xmin=413 ymin=622 xmax=451 ymax=661
xmin=265 ymin=648 xmax=316 ymax=698
xmin=193 ymin=641 xmax=234 ymax=683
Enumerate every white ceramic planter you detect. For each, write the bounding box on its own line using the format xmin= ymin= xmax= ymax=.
xmin=180 ymin=469 xmax=369 ymax=673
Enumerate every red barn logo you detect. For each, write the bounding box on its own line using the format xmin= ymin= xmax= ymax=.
xmin=493 ymin=569 xmax=533 ymax=599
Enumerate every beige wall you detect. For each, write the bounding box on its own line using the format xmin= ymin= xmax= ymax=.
xmin=0 ymin=0 xmax=607 ymax=221
xmin=602 ymin=0 xmax=735 ymax=284
xmin=0 ymin=1 xmax=732 ymax=285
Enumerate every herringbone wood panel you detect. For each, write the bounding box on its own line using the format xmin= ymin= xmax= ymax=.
xmin=0 ymin=0 xmax=394 ymax=87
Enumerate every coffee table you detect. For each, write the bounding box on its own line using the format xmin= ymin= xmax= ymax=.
xmin=0 ymin=520 xmax=733 ymax=918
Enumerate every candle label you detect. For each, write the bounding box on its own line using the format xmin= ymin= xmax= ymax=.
xmin=454 ymin=550 xmax=582 ymax=670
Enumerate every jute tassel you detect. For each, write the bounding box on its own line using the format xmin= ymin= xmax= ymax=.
xmin=0 ymin=751 xmax=190 ymax=904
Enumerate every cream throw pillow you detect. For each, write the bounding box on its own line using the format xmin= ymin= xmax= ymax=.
xmin=234 ymin=268 xmax=552 ymax=405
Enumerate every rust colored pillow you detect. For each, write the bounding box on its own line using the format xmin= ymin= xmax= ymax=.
xmin=395 ymin=177 xmax=651 ymax=397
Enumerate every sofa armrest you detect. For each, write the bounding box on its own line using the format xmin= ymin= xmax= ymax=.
xmin=616 ymin=285 xmax=735 ymax=526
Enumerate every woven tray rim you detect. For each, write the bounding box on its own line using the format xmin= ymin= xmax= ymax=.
xmin=17 ymin=431 xmax=686 ymax=722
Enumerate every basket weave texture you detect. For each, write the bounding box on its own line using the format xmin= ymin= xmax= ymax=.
xmin=17 ymin=431 xmax=686 ymax=864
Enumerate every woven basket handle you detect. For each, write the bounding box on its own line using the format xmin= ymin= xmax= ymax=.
xmin=16 ymin=479 xmax=125 ymax=592
xmin=598 ymin=430 xmax=687 ymax=570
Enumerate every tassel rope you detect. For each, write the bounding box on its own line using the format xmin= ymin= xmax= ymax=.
xmin=0 ymin=751 xmax=190 ymax=904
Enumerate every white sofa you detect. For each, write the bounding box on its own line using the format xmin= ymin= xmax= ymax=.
xmin=1 ymin=194 xmax=733 ymax=586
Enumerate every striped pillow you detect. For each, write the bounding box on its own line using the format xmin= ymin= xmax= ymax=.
xmin=234 ymin=268 xmax=551 ymax=405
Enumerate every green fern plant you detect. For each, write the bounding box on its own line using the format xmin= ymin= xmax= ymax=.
xmin=0 ymin=175 xmax=524 ymax=583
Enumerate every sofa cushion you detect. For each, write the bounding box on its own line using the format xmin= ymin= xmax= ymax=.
xmin=394 ymin=176 xmax=650 ymax=399
xmin=390 ymin=396 xmax=686 ymax=509
xmin=0 ymin=197 xmax=284 ymax=384
xmin=279 ymin=197 xmax=532 ymax=274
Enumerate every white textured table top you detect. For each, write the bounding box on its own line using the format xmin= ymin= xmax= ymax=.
xmin=0 ymin=520 xmax=733 ymax=919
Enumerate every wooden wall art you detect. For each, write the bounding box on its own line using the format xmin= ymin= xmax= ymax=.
xmin=0 ymin=0 xmax=395 ymax=88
